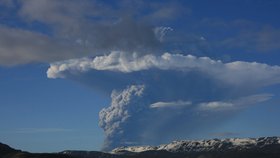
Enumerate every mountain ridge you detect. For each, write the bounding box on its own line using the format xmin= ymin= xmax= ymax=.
xmin=112 ymin=136 xmax=280 ymax=154
xmin=1 ymin=136 xmax=280 ymax=158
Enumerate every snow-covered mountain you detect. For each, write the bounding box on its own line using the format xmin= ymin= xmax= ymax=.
xmin=112 ymin=137 xmax=280 ymax=154
xmin=2 ymin=137 xmax=280 ymax=158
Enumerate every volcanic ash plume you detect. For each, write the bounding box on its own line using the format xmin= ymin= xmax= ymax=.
xmin=47 ymin=51 xmax=280 ymax=150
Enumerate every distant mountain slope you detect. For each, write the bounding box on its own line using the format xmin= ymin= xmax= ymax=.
xmin=112 ymin=136 xmax=280 ymax=153
xmin=0 ymin=142 xmax=21 ymax=158
xmin=2 ymin=136 xmax=280 ymax=158
xmin=61 ymin=150 xmax=113 ymax=158
xmin=0 ymin=142 xmax=73 ymax=158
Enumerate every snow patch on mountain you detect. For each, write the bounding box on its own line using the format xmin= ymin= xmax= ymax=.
xmin=112 ymin=137 xmax=280 ymax=154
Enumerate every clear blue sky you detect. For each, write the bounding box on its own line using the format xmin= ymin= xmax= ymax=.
xmin=1 ymin=0 xmax=280 ymax=152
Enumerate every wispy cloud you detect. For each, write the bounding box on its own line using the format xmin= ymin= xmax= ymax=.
xmin=150 ymin=100 xmax=191 ymax=109
xmin=199 ymin=102 xmax=233 ymax=111
xmin=198 ymin=93 xmax=273 ymax=111
xmin=209 ymin=132 xmax=240 ymax=137
xmin=3 ymin=128 xmax=75 ymax=134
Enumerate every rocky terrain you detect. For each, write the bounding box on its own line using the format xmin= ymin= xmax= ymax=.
xmin=1 ymin=137 xmax=280 ymax=158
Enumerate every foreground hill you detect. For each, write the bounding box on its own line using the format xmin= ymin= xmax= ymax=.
xmin=1 ymin=137 xmax=280 ymax=158
xmin=0 ymin=143 xmax=72 ymax=158
xmin=0 ymin=142 xmax=20 ymax=157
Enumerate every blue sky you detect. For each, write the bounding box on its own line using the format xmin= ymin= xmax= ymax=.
xmin=1 ymin=0 xmax=280 ymax=152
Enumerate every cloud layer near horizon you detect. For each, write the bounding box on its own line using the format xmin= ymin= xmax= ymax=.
xmin=47 ymin=52 xmax=280 ymax=150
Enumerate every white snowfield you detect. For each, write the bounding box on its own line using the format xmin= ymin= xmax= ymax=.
xmin=112 ymin=137 xmax=280 ymax=153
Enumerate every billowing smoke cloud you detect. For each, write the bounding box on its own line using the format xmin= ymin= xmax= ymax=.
xmin=47 ymin=52 xmax=280 ymax=150
xmin=99 ymin=85 xmax=147 ymax=150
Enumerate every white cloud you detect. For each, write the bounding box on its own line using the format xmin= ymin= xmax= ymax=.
xmin=234 ymin=93 xmax=274 ymax=107
xmin=198 ymin=93 xmax=273 ymax=111
xmin=154 ymin=27 xmax=173 ymax=42
xmin=209 ymin=132 xmax=240 ymax=137
xmin=199 ymin=102 xmax=234 ymax=111
xmin=150 ymin=100 xmax=191 ymax=108
xmin=9 ymin=128 xmax=74 ymax=134
xmin=47 ymin=51 xmax=280 ymax=89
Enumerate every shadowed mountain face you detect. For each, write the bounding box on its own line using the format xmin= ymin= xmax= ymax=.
xmin=0 ymin=142 xmax=19 ymax=156
xmin=0 ymin=143 xmax=73 ymax=158
xmin=1 ymin=137 xmax=280 ymax=158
